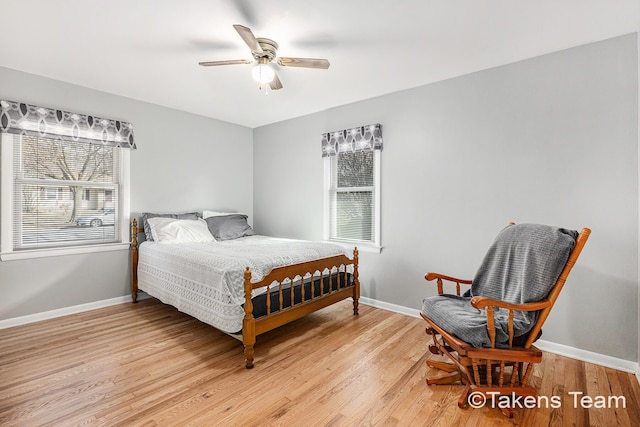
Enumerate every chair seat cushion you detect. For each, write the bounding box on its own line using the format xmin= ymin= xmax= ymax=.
xmin=422 ymin=294 xmax=533 ymax=348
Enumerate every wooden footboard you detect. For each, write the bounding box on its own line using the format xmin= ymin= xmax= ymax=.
xmin=130 ymin=218 xmax=360 ymax=369
xmin=242 ymin=249 xmax=359 ymax=369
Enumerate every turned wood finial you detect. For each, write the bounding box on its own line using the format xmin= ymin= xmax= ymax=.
xmin=352 ymin=247 xmax=360 ymax=315
xmin=353 ymin=247 xmax=359 ymax=275
xmin=242 ymin=266 xmax=256 ymax=369
xmin=243 ymin=267 xmax=253 ymax=320
xmin=131 ymin=218 xmax=138 ymax=248
xmin=130 ymin=218 xmax=139 ymax=303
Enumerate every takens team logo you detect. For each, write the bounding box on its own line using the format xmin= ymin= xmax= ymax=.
xmin=468 ymin=391 xmax=626 ymax=410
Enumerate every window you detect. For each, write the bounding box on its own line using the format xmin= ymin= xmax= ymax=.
xmin=322 ymin=124 xmax=382 ymax=250
xmin=0 ymin=100 xmax=135 ymax=260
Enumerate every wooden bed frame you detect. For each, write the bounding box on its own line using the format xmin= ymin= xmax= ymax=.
xmin=130 ymin=218 xmax=360 ymax=368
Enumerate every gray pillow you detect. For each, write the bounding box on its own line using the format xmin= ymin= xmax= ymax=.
xmin=204 ymin=214 xmax=256 ymax=241
xmin=141 ymin=212 xmax=201 ymax=241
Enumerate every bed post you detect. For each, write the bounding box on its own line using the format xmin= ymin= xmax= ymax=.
xmin=130 ymin=218 xmax=139 ymax=303
xmin=243 ymin=267 xmax=256 ymax=369
xmin=353 ymin=247 xmax=359 ymax=315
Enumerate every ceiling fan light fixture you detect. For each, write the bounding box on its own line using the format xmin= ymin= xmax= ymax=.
xmin=252 ymin=60 xmax=275 ymax=84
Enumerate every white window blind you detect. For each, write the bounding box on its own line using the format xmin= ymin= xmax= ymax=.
xmin=328 ymin=150 xmax=378 ymax=243
xmin=10 ymin=135 xmax=121 ymax=250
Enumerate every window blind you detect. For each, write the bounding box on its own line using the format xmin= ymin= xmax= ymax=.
xmin=11 ymin=135 xmax=121 ymax=250
xmin=329 ymin=150 xmax=376 ymax=242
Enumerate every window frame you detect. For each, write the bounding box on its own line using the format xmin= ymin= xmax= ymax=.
xmin=323 ymin=149 xmax=381 ymax=253
xmin=0 ymin=133 xmax=130 ymax=261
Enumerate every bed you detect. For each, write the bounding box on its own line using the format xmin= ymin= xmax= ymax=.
xmin=130 ymin=216 xmax=359 ymax=368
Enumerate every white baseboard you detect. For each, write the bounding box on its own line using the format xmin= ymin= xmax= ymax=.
xmin=360 ymin=296 xmax=421 ymax=318
xmin=359 ymin=296 xmax=640 ymax=377
xmin=0 ymin=293 xmax=148 ymax=330
xmin=534 ymin=340 xmax=638 ymax=374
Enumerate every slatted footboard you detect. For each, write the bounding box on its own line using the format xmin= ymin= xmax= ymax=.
xmin=242 ymin=249 xmax=359 ymax=368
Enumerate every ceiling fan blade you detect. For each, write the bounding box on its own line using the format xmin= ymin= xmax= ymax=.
xmin=198 ymin=59 xmax=252 ymax=67
xmin=233 ymin=24 xmax=263 ymax=53
xmin=269 ymin=71 xmax=283 ymax=90
xmin=277 ymin=57 xmax=330 ymax=69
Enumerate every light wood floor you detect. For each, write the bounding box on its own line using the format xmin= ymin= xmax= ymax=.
xmin=1 ymin=298 xmax=639 ymax=426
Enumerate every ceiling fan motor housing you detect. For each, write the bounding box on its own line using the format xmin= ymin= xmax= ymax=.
xmin=254 ymin=38 xmax=278 ymax=61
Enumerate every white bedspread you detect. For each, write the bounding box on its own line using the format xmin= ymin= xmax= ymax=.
xmin=138 ymin=235 xmax=349 ymax=333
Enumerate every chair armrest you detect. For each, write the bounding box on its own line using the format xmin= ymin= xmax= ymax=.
xmin=470 ymin=296 xmax=551 ymax=312
xmin=424 ymin=272 xmax=472 ymax=295
xmin=470 ymin=296 xmax=552 ymax=349
xmin=424 ymin=272 xmax=473 ymax=284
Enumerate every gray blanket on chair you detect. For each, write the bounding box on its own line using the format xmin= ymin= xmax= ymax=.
xmin=422 ymin=223 xmax=578 ymax=348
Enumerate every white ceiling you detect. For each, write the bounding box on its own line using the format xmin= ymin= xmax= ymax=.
xmin=0 ymin=0 xmax=638 ymax=128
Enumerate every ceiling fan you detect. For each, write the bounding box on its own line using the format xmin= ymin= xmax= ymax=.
xmin=198 ymin=25 xmax=330 ymax=91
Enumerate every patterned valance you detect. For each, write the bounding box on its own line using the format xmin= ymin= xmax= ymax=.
xmin=321 ymin=123 xmax=382 ymax=157
xmin=0 ymin=100 xmax=136 ymax=149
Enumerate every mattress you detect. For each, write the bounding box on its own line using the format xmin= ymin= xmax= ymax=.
xmin=137 ymin=235 xmax=349 ymax=333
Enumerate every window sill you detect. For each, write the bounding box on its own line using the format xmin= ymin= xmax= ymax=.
xmin=324 ymin=240 xmax=382 ymax=254
xmin=1 ymin=242 xmax=130 ymax=261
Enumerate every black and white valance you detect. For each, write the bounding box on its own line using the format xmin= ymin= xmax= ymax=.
xmin=321 ymin=123 xmax=382 ymax=157
xmin=0 ymin=100 xmax=136 ymax=149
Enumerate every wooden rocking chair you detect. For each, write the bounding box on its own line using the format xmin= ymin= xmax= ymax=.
xmin=420 ymin=223 xmax=590 ymax=417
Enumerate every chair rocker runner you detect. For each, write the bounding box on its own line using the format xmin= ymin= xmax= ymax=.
xmin=420 ymin=223 xmax=590 ymax=417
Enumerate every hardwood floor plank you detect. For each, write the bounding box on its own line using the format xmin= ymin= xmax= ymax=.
xmin=520 ymin=352 xmax=555 ymax=427
xmin=0 ymin=298 xmax=638 ymax=426
xmin=604 ymin=367 xmax=634 ymax=427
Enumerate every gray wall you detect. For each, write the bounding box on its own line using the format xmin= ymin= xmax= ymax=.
xmin=0 ymin=66 xmax=253 ymax=320
xmin=254 ymin=34 xmax=639 ymax=361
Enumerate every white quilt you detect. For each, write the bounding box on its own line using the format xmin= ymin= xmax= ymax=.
xmin=138 ymin=235 xmax=349 ymax=333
